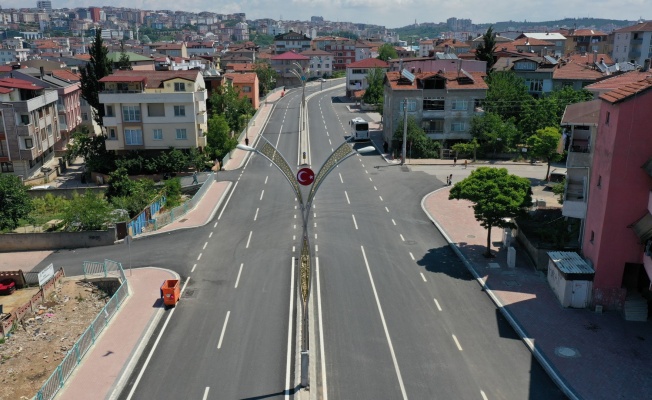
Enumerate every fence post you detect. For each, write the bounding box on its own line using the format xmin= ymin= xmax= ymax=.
xmin=90 ymin=324 xmax=96 ymax=344
xmin=58 ymin=365 xmax=64 ymax=387
xmin=75 ymin=341 xmax=81 ymax=364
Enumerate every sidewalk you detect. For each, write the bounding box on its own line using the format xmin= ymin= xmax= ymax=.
xmin=422 ymin=187 xmax=652 ymax=400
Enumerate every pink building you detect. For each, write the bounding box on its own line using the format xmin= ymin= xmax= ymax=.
xmin=582 ymin=76 xmax=652 ymax=315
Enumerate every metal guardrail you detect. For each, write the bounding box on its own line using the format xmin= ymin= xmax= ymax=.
xmin=151 ymin=172 xmax=215 ymax=230
xmin=34 ymin=260 xmax=129 ymax=400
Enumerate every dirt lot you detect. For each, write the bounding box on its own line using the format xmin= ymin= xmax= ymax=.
xmin=0 ymin=278 xmax=108 ymax=400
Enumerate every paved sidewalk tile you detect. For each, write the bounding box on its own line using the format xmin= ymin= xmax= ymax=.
xmin=57 ymin=267 xmax=178 ymax=400
xmin=423 ymin=187 xmax=652 ymax=400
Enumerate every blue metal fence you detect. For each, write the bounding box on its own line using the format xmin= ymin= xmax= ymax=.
xmin=35 ymin=260 xmax=129 ymax=400
xmin=127 ymin=194 xmax=166 ymax=237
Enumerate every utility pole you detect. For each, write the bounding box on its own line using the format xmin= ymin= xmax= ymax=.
xmin=401 ymin=98 xmax=408 ymax=165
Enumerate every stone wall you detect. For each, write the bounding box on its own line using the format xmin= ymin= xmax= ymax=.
xmin=0 ymin=228 xmax=116 ymax=252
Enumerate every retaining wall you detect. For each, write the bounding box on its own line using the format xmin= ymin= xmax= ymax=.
xmin=0 ymin=227 xmax=116 ymax=252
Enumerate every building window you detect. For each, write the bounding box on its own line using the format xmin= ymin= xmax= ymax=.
xmin=20 ymin=114 xmax=30 ymax=125
xmin=122 ymin=105 xmax=141 ymax=122
xmin=400 ymin=99 xmax=417 ymax=112
xmin=0 ymin=162 xmax=13 ymax=172
xmin=605 ymin=111 xmax=610 ymax=125
xmin=174 ymin=105 xmax=186 ymax=117
xmin=174 ymin=82 xmax=186 ymax=92
xmin=82 ymin=112 xmax=88 ymax=121
xmin=176 ymin=128 xmax=187 ymax=140
xmin=525 ymin=79 xmax=543 ymax=92
xmin=422 ymin=119 xmax=444 ymax=133
xmin=107 ymin=128 xmax=117 ymax=140
xmin=124 ymin=129 xmax=143 ymax=145
xmin=147 ymin=103 xmax=165 ymax=117
xmin=451 ymin=99 xmax=468 ymax=111
xmin=242 ymin=86 xmax=251 ymax=93
xmin=106 ymin=105 xmax=114 ymax=117
xmin=153 ymin=129 xmax=163 ymax=140
xmin=24 ymin=138 xmax=33 ymax=148
xmin=423 ymin=97 xmax=445 ymax=111
xmin=597 ymin=175 xmax=602 ymax=187
xmin=451 ymin=122 xmax=466 ymax=132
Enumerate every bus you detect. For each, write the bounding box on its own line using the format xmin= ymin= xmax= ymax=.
xmin=349 ymin=117 xmax=370 ymax=141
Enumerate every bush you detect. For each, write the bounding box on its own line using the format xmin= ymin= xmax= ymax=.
xmin=164 ymin=178 xmax=182 ymax=208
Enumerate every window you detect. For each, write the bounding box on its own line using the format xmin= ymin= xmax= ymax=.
xmin=153 ymin=129 xmax=163 ymax=140
xmin=124 ymin=129 xmax=143 ymax=145
xmin=174 ymin=82 xmax=185 ymax=92
xmin=400 ymin=99 xmax=417 ymax=112
xmin=174 ymin=105 xmax=186 ymax=117
xmin=107 ymin=128 xmax=117 ymax=140
xmin=20 ymin=114 xmax=30 ymax=125
xmin=122 ymin=105 xmax=141 ymax=122
xmin=0 ymin=162 xmax=13 ymax=172
xmin=82 ymin=112 xmax=88 ymax=121
xmin=514 ymin=61 xmax=537 ymax=70
xmin=24 ymin=138 xmax=33 ymax=148
xmin=605 ymin=111 xmax=610 ymax=125
xmin=590 ymin=231 xmax=595 ymax=243
xmin=525 ymin=79 xmax=543 ymax=92
xmin=451 ymin=122 xmax=466 ymax=132
xmin=106 ymin=105 xmax=114 ymax=117
xmin=176 ymin=128 xmax=187 ymax=140
xmin=423 ymin=97 xmax=445 ymax=111
xmin=597 ymin=175 xmax=602 ymax=187
xmin=451 ymin=100 xmax=467 ymax=111
xmin=147 ymin=103 xmax=165 ymax=117
xmin=422 ymin=119 xmax=444 ymax=133
xmin=242 ymin=86 xmax=251 ymax=93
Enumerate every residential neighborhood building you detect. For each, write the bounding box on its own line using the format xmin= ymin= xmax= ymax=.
xmin=224 ymin=72 xmax=260 ymax=110
xmin=345 ymin=58 xmax=389 ymax=97
xmin=611 ymin=20 xmax=652 ymax=65
xmin=301 ymin=49 xmax=333 ymax=79
xmin=491 ymin=56 xmax=556 ymax=96
xmin=273 ymin=31 xmax=312 ymax=55
xmin=270 ymin=51 xmax=310 ymax=87
xmin=515 ymin=32 xmax=568 ymax=56
xmin=311 ymin=36 xmax=356 ymax=70
xmin=563 ymin=29 xmax=610 ymax=56
xmin=581 ymin=76 xmax=652 ymax=316
xmin=382 ymin=68 xmax=487 ymax=155
xmin=0 ymin=77 xmax=60 ymax=180
xmin=98 ymin=70 xmax=208 ymax=154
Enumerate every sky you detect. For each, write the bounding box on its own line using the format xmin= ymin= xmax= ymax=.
xmin=7 ymin=0 xmax=649 ymax=28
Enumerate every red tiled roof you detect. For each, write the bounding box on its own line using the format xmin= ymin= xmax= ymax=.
xmin=385 ymin=70 xmax=487 ymax=91
xmin=569 ymin=29 xmax=607 ymax=37
xmin=553 ymin=60 xmax=604 ymax=81
xmin=225 ymin=72 xmax=257 ymax=84
xmin=99 ymin=70 xmax=200 ymax=88
xmin=347 ymin=58 xmax=389 ymax=68
xmin=0 ymin=87 xmax=13 ymax=94
xmin=271 ymin=51 xmax=310 ymax=61
xmin=227 ymin=63 xmax=254 ymax=71
xmin=99 ymin=75 xmax=147 ymax=83
xmin=52 ymin=69 xmax=80 ymax=82
xmin=599 ymin=76 xmax=652 ymax=103
xmin=585 ymin=71 xmax=652 ymax=91
xmin=0 ymin=78 xmax=43 ymax=90
xmin=614 ymin=21 xmax=652 ymax=33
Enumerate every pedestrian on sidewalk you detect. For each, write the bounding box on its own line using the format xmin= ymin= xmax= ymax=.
xmin=464 ymin=159 xmax=468 ymax=169
xmin=192 ymin=171 xmax=199 ymax=185
xmin=449 ymin=174 xmax=453 ymax=186
xmin=446 ymin=175 xmax=450 ymax=186
xmin=453 ymin=156 xmax=457 ymax=166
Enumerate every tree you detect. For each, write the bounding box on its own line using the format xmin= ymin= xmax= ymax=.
xmin=65 ymin=127 xmax=115 ymax=174
xmin=206 ymin=114 xmax=237 ymax=161
xmin=209 ymin=85 xmax=254 ymax=133
xmin=362 ymin=68 xmax=385 ymax=107
xmin=62 ymin=190 xmax=112 ymax=231
xmin=393 ymin=116 xmax=440 ymax=158
xmin=451 ymin=139 xmax=480 ymax=161
xmin=0 ymin=175 xmax=33 ymax=231
xmin=377 ymin=43 xmax=398 ymax=61
xmin=117 ymin=40 xmax=132 ymax=70
xmin=449 ymin=167 xmax=532 ymax=257
xmin=469 ymin=112 xmax=520 ymax=156
xmin=253 ymin=60 xmax=277 ymax=96
xmin=475 ymin=26 xmax=497 ymax=71
xmin=80 ymin=28 xmax=111 ymax=126
xmin=484 ymin=71 xmax=532 ymax=122
xmin=526 ymin=127 xmax=563 ymax=180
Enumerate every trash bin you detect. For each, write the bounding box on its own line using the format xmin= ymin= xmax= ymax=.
xmin=160 ymin=279 xmax=180 ymax=306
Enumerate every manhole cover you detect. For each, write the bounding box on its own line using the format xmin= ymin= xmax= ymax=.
xmin=467 ymin=235 xmax=476 ymax=238
xmin=504 ymin=280 xmax=520 ymax=287
xmin=555 ymin=346 xmax=580 ymax=358
xmin=183 ymin=289 xmax=196 ymax=298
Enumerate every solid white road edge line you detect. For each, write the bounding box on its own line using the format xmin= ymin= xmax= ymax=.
xmin=217 ymin=311 xmax=230 ymax=349
xmin=360 ymin=246 xmax=408 ymax=400
xmin=317 ymin=257 xmax=328 ymax=400
xmin=217 ymin=181 xmax=239 ymax=221
xmin=284 ymin=258 xmax=296 ymax=398
xmin=125 ymin=277 xmax=190 ymax=400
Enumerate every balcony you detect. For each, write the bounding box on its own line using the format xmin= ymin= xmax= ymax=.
xmin=567 ymin=151 xmax=591 ymax=168
xmin=196 ymin=112 xmax=207 ymax=125
xmin=194 ymin=90 xmax=208 ymax=102
xmin=16 ymin=123 xmax=35 ymax=137
xmin=197 ymin=135 xmax=207 ymax=147
xmin=19 ymin=146 xmax=38 ymax=160
xmin=59 ymin=122 xmax=68 ymax=132
xmin=425 ymin=132 xmax=472 ymax=141
xmin=26 ymin=91 xmax=58 ymax=112
xmin=562 ymin=178 xmax=587 ymax=219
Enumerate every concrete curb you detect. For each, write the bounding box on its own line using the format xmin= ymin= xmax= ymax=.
xmin=420 ymin=188 xmax=580 ymax=400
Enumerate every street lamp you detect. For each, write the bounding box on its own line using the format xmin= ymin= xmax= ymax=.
xmin=237 ymin=138 xmax=374 ymax=388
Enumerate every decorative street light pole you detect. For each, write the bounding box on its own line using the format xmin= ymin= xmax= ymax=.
xmin=238 ymin=137 xmax=374 ymax=388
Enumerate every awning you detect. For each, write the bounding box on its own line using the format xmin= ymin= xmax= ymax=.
xmin=631 ymin=212 xmax=652 ymax=243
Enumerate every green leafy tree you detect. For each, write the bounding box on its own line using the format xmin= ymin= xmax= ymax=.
xmin=484 ymin=71 xmax=532 ymax=122
xmin=0 ymin=175 xmax=33 ymax=231
xmin=377 ymin=43 xmax=398 ymax=61
xmin=117 ymin=40 xmax=132 ymax=70
xmin=393 ymin=116 xmax=440 ymax=158
xmin=526 ymin=127 xmax=563 ymax=180
xmin=80 ymin=28 xmax=111 ymax=126
xmin=475 ymin=26 xmax=497 ymax=71
xmin=65 ymin=127 xmax=115 ymax=173
xmin=469 ymin=112 xmax=520 ymax=156
xmin=362 ymin=68 xmax=385 ymax=108
xmin=62 ymin=190 xmax=112 ymax=231
xmin=209 ymin=85 xmax=254 ymax=133
xmin=451 ymin=139 xmax=480 ymax=161
xmin=253 ymin=60 xmax=277 ymax=96
xmin=106 ymin=167 xmax=134 ymax=200
xmin=163 ymin=178 xmax=182 ymax=208
xmin=449 ymin=167 xmax=533 ymax=257
xmin=206 ymin=114 xmax=237 ymax=161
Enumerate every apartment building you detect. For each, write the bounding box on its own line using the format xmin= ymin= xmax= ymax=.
xmin=612 ymin=20 xmax=652 ymax=65
xmin=273 ymin=31 xmax=312 ymax=55
xmin=311 ymin=36 xmax=356 ymax=70
xmin=345 ymin=58 xmax=389 ymax=97
xmin=270 ymin=51 xmax=310 ymax=87
xmin=382 ymin=68 xmax=487 ymax=154
xmin=224 ymin=72 xmax=259 ymax=110
xmin=0 ymin=77 xmax=60 ymax=179
xmin=300 ymin=49 xmax=333 ymax=79
xmin=98 ymin=70 xmax=207 ymax=154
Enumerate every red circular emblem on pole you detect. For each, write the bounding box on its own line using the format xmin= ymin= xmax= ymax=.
xmin=297 ymin=168 xmax=315 ymax=186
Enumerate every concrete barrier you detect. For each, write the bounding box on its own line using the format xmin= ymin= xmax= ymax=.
xmin=0 ymin=227 xmax=117 ymax=252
